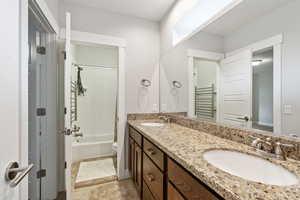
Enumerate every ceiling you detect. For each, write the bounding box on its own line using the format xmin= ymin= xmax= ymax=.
xmin=64 ymin=0 xmax=176 ymax=21
xmin=202 ymin=0 xmax=294 ymax=36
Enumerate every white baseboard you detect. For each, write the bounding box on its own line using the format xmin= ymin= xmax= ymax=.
xmin=255 ymin=121 xmax=273 ymax=127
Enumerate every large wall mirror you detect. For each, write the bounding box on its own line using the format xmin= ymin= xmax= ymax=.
xmin=159 ymin=0 xmax=300 ymax=138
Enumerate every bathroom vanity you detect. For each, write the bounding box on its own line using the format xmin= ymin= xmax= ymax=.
xmin=127 ymin=114 xmax=300 ymax=200
xmin=128 ymin=125 xmax=222 ymax=200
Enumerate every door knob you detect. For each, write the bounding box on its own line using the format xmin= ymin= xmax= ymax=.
xmin=237 ymin=116 xmax=249 ymax=122
xmin=5 ymin=162 xmax=34 ymax=187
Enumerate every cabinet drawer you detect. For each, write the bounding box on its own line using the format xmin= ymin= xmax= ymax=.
xmin=129 ymin=127 xmax=142 ymax=147
xmin=168 ymin=182 xmax=184 ymax=200
xmin=143 ymin=153 xmax=164 ymax=200
xmin=168 ymin=158 xmax=220 ymax=200
xmin=143 ymin=181 xmax=156 ymax=200
xmin=143 ymin=138 xmax=164 ymax=171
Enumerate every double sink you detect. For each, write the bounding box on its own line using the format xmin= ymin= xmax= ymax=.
xmin=141 ymin=122 xmax=299 ymax=186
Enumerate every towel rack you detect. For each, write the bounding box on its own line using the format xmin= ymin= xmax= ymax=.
xmin=71 ymin=81 xmax=78 ymax=123
xmin=195 ymin=84 xmax=216 ymax=119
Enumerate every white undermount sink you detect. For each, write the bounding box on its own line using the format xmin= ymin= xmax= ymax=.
xmin=203 ymin=150 xmax=299 ymax=186
xmin=141 ymin=122 xmax=165 ymax=127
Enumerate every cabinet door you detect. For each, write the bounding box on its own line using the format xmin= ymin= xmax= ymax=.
xmin=143 ymin=181 xmax=156 ymax=200
xmin=129 ymin=137 xmax=135 ymax=180
xmin=168 ymin=182 xmax=184 ymax=200
xmin=135 ymin=144 xmax=142 ymax=196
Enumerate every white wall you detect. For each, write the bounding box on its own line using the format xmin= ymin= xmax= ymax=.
xmin=253 ymin=65 xmax=273 ymax=126
xmin=60 ymin=2 xmax=160 ymax=114
xmin=194 ymin=58 xmax=217 ymax=88
xmin=72 ymin=44 xmax=118 ymax=136
xmin=159 ymin=1 xmax=224 ymax=112
xmin=43 ymin=0 xmax=59 ymax=21
xmin=224 ymin=0 xmax=300 ymax=136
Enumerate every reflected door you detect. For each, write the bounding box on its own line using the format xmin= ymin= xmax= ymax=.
xmin=220 ymin=51 xmax=252 ymax=127
xmin=64 ymin=12 xmax=73 ymax=200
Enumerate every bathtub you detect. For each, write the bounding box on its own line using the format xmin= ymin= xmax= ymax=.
xmin=72 ymin=134 xmax=114 ymax=162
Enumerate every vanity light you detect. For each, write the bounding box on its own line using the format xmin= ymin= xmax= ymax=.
xmin=252 ymin=59 xmax=263 ymax=66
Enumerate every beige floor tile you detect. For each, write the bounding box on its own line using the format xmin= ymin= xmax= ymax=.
xmin=72 ymin=179 xmax=140 ymax=200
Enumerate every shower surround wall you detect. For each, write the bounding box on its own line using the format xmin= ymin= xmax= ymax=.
xmin=71 ymin=44 xmax=118 ymax=161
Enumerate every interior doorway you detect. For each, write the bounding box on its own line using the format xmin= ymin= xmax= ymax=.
xmin=70 ymin=43 xmax=119 ymax=189
xmin=28 ymin=2 xmax=61 ymax=200
xmin=252 ymin=47 xmax=274 ymax=132
xmin=61 ymin=23 xmax=127 ymax=198
xmin=193 ymin=58 xmax=218 ymax=122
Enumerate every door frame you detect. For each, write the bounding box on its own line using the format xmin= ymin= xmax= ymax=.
xmin=226 ymin=34 xmax=283 ymax=135
xmin=59 ymin=29 xmax=128 ymax=179
xmin=20 ymin=0 xmax=59 ymax=199
xmin=187 ymin=49 xmax=224 ymax=120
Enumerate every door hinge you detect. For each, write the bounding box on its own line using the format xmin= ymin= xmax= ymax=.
xmin=37 ymin=46 xmax=46 ymax=55
xmin=37 ymin=169 xmax=46 ymax=178
xmin=64 ymin=107 xmax=67 ymax=115
xmin=63 ymin=51 xmax=66 ymax=60
xmin=65 ymin=162 xmax=67 ymax=169
xmin=37 ymin=108 xmax=46 ymax=116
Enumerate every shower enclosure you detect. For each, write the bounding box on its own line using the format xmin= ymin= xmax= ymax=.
xmin=70 ymin=44 xmax=118 ymax=162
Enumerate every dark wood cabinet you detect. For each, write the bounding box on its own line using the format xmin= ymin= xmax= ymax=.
xmin=135 ymin=144 xmax=142 ymax=194
xmin=143 ymin=153 xmax=164 ymax=200
xmin=167 ymin=182 xmax=184 ymax=200
xmin=143 ymin=138 xmax=164 ymax=171
xmin=143 ymin=181 xmax=156 ymax=200
xmin=129 ymin=129 xmax=143 ymax=197
xmin=168 ymin=158 xmax=221 ymax=200
xmin=129 ymin=137 xmax=135 ymax=179
xmin=128 ymin=125 xmax=223 ymax=200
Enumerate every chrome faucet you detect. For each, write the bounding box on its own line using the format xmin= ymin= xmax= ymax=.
xmin=250 ymin=136 xmax=295 ymax=160
xmin=72 ymin=125 xmax=80 ymax=133
xmin=274 ymin=142 xmax=294 ymax=160
xmin=158 ymin=115 xmax=171 ymax=123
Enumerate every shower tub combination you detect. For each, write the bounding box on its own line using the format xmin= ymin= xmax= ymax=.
xmin=72 ymin=134 xmax=114 ymax=162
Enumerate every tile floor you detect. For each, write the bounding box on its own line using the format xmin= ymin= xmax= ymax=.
xmin=72 ymin=179 xmax=140 ymax=200
xmin=71 ymin=156 xmax=139 ymax=200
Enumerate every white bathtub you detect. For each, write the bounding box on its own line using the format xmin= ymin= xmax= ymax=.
xmin=72 ymin=134 xmax=114 ymax=162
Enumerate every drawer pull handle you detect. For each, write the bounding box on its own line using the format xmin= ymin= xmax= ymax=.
xmin=147 ymin=148 xmax=156 ymax=155
xmin=146 ymin=173 xmax=155 ymax=182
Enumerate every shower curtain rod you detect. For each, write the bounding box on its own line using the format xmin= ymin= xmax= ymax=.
xmin=72 ymin=63 xmax=117 ymax=69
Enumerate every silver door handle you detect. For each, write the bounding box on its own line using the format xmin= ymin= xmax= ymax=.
xmin=237 ymin=116 xmax=249 ymax=122
xmin=5 ymin=162 xmax=34 ymax=187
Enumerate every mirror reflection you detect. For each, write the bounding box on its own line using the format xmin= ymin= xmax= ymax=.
xmin=158 ymin=0 xmax=296 ymax=136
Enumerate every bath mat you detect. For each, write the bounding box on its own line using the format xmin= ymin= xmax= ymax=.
xmin=76 ymin=158 xmax=116 ymax=184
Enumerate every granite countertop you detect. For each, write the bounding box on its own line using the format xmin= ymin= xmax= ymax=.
xmin=128 ymin=120 xmax=300 ymax=200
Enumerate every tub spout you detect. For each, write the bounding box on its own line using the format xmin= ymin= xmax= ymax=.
xmin=74 ymin=132 xmax=83 ymax=137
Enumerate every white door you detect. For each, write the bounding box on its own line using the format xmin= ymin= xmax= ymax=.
xmin=0 ymin=0 xmax=30 ymax=199
xmin=220 ymin=50 xmax=252 ymax=127
xmin=64 ymin=12 xmax=73 ymax=200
